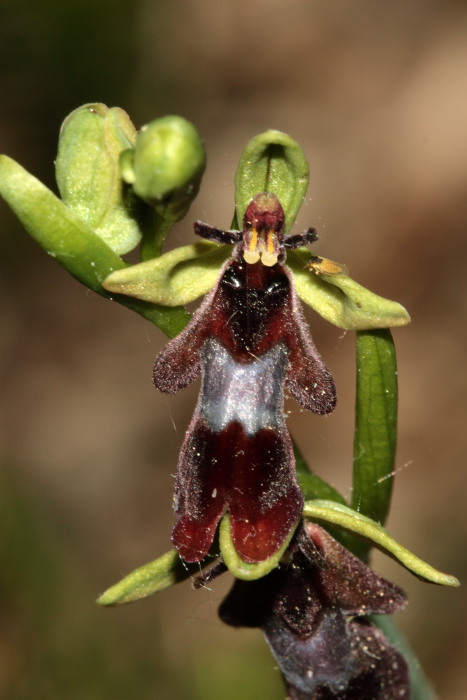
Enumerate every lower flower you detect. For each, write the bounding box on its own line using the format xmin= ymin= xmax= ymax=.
xmin=218 ymin=521 xmax=411 ymax=700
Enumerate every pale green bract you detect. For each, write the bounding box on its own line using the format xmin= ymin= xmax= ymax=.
xmin=96 ymin=550 xmax=204 ymax=606
xmin=0 ymin=154 xmax=190 ymax=338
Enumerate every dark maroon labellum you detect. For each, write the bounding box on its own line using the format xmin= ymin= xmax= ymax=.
xmin=153 ymin=193 xmax=336 ymax=563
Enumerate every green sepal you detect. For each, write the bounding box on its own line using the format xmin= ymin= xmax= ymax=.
xmin=303 ymin=499 xmax=460 ymax=587
xmin=235 ymin=130 xmax=309 ymax=232
xmin=102 ymin=241 xmax=411 ymax=327
xmin=219 ymin=513 xmax=298 ymax=581
xmin=288 ymin=249 xmax=411 ymax=330
xmin=97 ymin=549 xmax=208 ymax=606
xmin=0 ymin=155 xmax=190 ymax=338
xmin=103 ymin=240 xmax=231 ymax=305
xmin=56 ymin=103 xmax=147 ymax=256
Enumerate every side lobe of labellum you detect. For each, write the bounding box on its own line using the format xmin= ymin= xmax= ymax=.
xmin=284 ymin=276 xmax=336 ymax=414
xmin=152 ymin=274 xmax=220 ymax=392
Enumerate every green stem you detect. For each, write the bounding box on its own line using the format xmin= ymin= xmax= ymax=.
xmin=294 ymin=440 xmax=347 ymax=504
xmin=140 ymin=210 xmax=177 ymax=262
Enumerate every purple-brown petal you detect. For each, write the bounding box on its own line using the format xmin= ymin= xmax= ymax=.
xmin=279 ymin=619 xmax=410 ymax=699
xmin=300 ymin=523 xmax=407 ymax=616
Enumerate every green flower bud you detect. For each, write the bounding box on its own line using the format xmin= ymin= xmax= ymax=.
xmin=56 ymin=103 xmax=143 ymax=255
xmin=120 ymin=115 xmax=206 ymax=220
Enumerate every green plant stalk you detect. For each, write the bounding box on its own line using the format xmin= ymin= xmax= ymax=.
xmin=140 ymin=209 xmax=177 ymax=262
xmin=294 ymin=441 xmax=347 ymax=504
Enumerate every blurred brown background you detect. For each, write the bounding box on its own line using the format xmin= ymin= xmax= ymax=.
xmin=1 ymin=1 xmax=467 ymax=698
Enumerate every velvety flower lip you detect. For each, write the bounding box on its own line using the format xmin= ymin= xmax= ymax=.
xmin=219 ymin=522 xmax=411 ymax=700
xmin=153 ymin=194 xmax=336 ymax=564
xmin=170 ymin=417 xmax=304 ymax=563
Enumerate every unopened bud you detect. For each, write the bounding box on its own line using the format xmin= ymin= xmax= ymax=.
xmin=120 ymin=115 xmax=206 ymax=220
xmin=56 ymin=103 xmax=143 ymax=255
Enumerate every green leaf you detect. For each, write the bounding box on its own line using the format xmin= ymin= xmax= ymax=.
xmin=346 ymin=330 xmax=399 ymax=559
xmin=294 ymin=443 xmax=361 ymax=551
xmin=103 ymin=240 xmax=231 ymax=305
xmin=352 ymin=331 xmax=398 ymax=518
xmin=288 ymin=249 xmax=411 ymax=330
xmin=303 ymin=500 xmax=460 ymax=587
xmin=97 ymin=549 xmax=206 ymax=606
xmin=235 ymin=130 xmax=309 ymax=232
xmin=0 ymin=155 xmax=190 ymax=338
xmin=218 ymin=514 xmax=298 ymax=581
